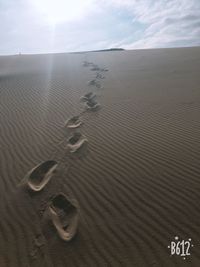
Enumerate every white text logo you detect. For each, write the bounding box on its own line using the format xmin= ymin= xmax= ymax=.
xmin=168 ymin=236 xmax=193 ymax=260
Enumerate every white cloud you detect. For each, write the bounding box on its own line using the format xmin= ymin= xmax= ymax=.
xmin=102 ymin=0 xmax=200 ymax=49
xmin=0 ymin=0 xmax=199 ymax=54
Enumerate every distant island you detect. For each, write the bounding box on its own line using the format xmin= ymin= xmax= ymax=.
xmin=92 ymin=48 xmax=125 ymax=52
xmin=72 ymin=48 xmax=125 ymax=54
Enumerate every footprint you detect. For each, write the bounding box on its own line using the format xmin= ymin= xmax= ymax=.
xmin=64 ymin=115 xmax=82 ymax=129
xmin=47 ymin=193 xmax=79 ymax=241
xmin=86 ymin=99 xmax=100 ymax=111
xmin=24 ymin=160 xmax=58 ymax=192
xmin=66 ymin=132 xmax=88 ymax=153
xmin=96 ymin=72 xmax=105 ymax=79
xmin=87 ymin=79 xmax=97 ymax=86
xmin=82 ymin=61 xmax=93 ymax=67
xmin=101 ymin=68 xmax=108 ymax=72
xmin=87 ymin=79 xmax=101 ymax=88
xmin=90 ymin=65 xmax=101 ymax=71
xmin=91 ymin=65 xmax=108 ymax=72
xmin=80 ymin=92 xmax=96 ymax=102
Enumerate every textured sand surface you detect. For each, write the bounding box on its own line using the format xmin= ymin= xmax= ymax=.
xmin=1 ymin=47 xmax=200 ymax=267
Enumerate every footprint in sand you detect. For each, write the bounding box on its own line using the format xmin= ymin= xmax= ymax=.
xmin=82 ymin=61 xmax=93 ymax=67
xmin=87 ymin=79 xmax=102 ymax=88
xmin=24 ymin=160 xmax=58 ymax=192
xmin=64 ymin=115 xmax=82 ymax=129
xmin=80 ymin=92 xmax=96 ymax=102
xmin=85 ymin=99 xmax=100 ymax=111
xmin=96 ymin=72 xmax=105 ymax=79
xmin=47 ymin=193 xmax=79 ymax=241
xmin=101 ymin=68 xmax=109 ymax=72
xmin=66 ymin=132 xmax=88 ymax=153
xmin=90 ymin=65 xmax=101 ymax=71
xmin=91 ymin=65 xmax=108 ymax=72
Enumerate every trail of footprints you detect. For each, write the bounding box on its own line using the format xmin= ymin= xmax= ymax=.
xmin=19 ymin=61 xmax=108 ymax=254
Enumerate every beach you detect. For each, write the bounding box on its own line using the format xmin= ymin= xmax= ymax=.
xmin=1 ymin=46 xmax=200 ymax=266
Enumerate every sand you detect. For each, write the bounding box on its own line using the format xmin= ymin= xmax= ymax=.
xmin=1 ymin=46 xmax=200 ymax=267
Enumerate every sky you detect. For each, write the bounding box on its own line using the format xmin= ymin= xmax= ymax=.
xmin=0 ymin=0 xmax=200 ymax=55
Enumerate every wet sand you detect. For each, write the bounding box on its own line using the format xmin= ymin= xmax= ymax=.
xmin=1 ymin=47 xmax=200 ymax=266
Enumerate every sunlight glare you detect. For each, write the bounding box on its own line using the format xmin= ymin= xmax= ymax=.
xmin=32 ymin=0 xmax=93 ymax=25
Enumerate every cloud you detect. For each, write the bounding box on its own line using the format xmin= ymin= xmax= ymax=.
xmin=0 ymin=0 xmax=199 ymax=54
xmin=101 ymin=0 xmax=200 ymax=49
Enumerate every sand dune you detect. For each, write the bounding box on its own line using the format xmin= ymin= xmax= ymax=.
xmin=1 ymin=47 xmax=200 ymax=266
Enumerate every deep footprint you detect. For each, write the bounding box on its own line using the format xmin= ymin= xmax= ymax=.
xmin=24 ymin=160 xmax=58 ymax=192
xmin=66 ymin=132 xmax=88 ymax=153
xmin=87 ymin=79 xmax=101 ymax=88
xmin=80 ymin=92 xmax=96 ymax=102
xmin=47 ymin=193 xmax=79 ymax=242
xmin=86 ymin=99 xmax=100 ymax=111
xmin=64 ymin=115 xmax=82 ymax=129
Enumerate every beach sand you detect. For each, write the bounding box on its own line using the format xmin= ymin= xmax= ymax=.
xmin=1 ymin=47 xmax=200 ymax=266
